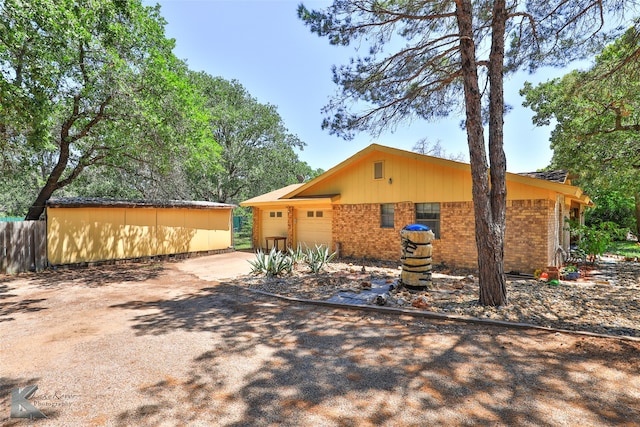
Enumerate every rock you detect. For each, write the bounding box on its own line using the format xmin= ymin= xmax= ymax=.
xmin=397 ymin=298 xmax=406 ymax=306
xmin=360 ymin=281 xmax=372 ymax=290
xmin=411 ymin=297 xmax=429 ymax=309
xmin=374 ymin=294 xmax=388 ymax=306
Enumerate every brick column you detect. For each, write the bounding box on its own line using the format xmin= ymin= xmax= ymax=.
xmin=287 ymin=206 xmax=295 ymax=250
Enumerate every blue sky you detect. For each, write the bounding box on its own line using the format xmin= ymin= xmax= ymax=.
xmin=145 ymin=0 xmax=589 ymax=173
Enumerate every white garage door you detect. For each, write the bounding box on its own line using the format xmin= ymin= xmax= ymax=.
xmin=296 ymin=209 xmax=332 ymax=250
xmin=261 ymin=209 xmax=287 ymax=249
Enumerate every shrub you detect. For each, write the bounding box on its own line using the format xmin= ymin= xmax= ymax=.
xmin=567 ymin=220 xmax=622 ymax=263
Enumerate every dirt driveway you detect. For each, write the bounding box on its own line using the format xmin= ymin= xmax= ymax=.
xmin=1 ymin=252 xmax=640 ymax=426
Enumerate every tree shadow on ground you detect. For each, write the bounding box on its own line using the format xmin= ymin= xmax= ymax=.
xmin=20 ymin=262 xmax=166 ymax=289
xmin=0 ymin=283 xmax=46 ymax=323
xmin=112 ymin=283 xmax=640 ymax=426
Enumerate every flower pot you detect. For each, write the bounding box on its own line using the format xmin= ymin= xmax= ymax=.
xmin=562 ymin=271 xmax=580 ymax=280
xmin=546 ymin=267 xmax=559 ymax=281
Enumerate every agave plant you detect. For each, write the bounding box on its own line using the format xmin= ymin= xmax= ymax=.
xmin=288 ymin=244 xmax=306 ymax=265
xmin=248 ymin=247 xmax=293 ymax=277
xmin=304 ymin=244 xmax=337 ymax=274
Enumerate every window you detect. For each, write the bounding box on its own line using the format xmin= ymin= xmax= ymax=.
xmin=315 ymin=211 xmax=323 ymax=218
xmin=276 ymin=212 xmax=282 ymax=218
xmin=374 ymin=161 xmax=384 ymax=179
xmin=381 ymin=204 xmax=394 ymax=228
xmin=416 ymin=203 xmax=440 ymax=238
xmin=307 ymin=211 xmax=314 ymax=217
xmin=270 ymin=211 xmax=283 ymax=218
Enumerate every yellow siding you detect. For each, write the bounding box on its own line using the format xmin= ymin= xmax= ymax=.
xmin=47 ymin=206 xmax=232 ymax=265
xmin=297 ymin=152 xmax=474 ymax=204
xmin=123 ymin=208 xmax=156 ymax=258
xmin=297 ymin=151 xmax=554 ymax=204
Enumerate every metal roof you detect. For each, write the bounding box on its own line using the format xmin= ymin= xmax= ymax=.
xmin=46 ymin=197 xmax=236 ymax=210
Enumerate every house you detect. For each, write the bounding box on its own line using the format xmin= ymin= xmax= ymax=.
xmin=47 ymin=198 xmax=235 ymax=265
xmin=240 ymin=144 xmax=592 ymax=273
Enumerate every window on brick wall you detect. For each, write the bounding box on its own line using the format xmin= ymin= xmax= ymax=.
xmin=381 ymin=203 xmax=394 ymax=228
xmin=416 ymin=203 xmax=440 ymax=238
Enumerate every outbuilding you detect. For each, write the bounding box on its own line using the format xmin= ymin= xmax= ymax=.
xmin=46 ymin=198 xmax=235 ymax=266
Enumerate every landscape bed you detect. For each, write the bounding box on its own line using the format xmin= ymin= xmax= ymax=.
xmin=239 ymin=257 xmax=640 ymax=338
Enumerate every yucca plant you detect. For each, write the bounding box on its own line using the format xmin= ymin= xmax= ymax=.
xmin=288 ymin=244 xmax=306 ymax=265
xmin=248 ymin=247 xmax=293 ymax=277
xmin=304 ymin=244 xmax=337 ymax=274
xmin=248 ymin=249 xmax=268 ymax=274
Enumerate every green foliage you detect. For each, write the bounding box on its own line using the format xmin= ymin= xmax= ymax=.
xmin=586 ymin=190 xmax=636 ymax=233
xmin=184 ymin=73 xmax=317 ymax=204
xmin=607 ymin=241 xmax=640 ymax=259
xmin=304 ymin=244 xmax=337 ymax=274
xmin=0 ymin=0 xmax=214 ymax=218
xmin=248 ymin=247 xmax=294 ymax=277
xmin=521 ymin=26 xmax=640 ymax=236
xmin=298 ymin=1 xmax=624 ymax=140
xmin=567 ymin=220 xmax=623 ymax=263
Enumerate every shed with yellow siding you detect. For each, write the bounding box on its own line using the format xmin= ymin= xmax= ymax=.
xmin=241 ymin=144 xmax=593 ymax=273
xmin=46 ymin=198 xmax=235 ymax=266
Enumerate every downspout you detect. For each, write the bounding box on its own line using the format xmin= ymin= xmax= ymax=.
xmin=553 ymin=195 xmax=566 ymax=266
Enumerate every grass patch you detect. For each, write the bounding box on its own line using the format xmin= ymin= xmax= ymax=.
xmin=607 ymin=240 xmax=640 ymax=258
xmin=234 ymin=232 xmax=252 ymax=250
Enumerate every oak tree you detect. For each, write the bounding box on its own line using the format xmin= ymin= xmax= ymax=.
xmin=0 ymin=0 xmax=212 ymax=219
xmin=522 ymin=26 xmax=640 ymax=236
xmin=187 ymin=72 xmax=320 ymax=204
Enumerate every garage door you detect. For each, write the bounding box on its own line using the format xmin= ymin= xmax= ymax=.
xmin=296 ymin=208 xmax=332 ymax=249
xmin=261 ymin=209 xmax=287 ymax=249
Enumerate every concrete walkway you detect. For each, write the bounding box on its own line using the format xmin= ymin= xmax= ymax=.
xmin=175 ymin=250 xmax=256 ymax=281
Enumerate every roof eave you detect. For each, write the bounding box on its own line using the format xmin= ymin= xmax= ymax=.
xmin=240 ymin=195 xmax=338 ymax=207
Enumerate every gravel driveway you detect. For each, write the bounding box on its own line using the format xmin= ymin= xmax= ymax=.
xmin=1 ymin=253 xmax=639 ymax=426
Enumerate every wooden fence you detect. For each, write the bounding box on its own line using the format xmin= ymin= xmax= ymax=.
xmin=0 ymin=221 xmax=47 ymax=274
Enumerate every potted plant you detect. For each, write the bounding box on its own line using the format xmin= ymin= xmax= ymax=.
xmin=560 ymin=264 xmax=580 ymax=280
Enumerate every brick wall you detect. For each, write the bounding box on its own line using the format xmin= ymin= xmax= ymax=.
xmin=504 ymin=199 xmax=553 ymax=273
xmin=333 ymin=199 xmax=554 ymax=273
xmin=433 ymin=201 xmax=477 ymax=269
xmin=333 ymin=202 xmax=413 ymax=261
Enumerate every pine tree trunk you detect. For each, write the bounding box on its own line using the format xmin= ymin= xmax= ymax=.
xmin=457 ymin=0 xmax=508 ymax=306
